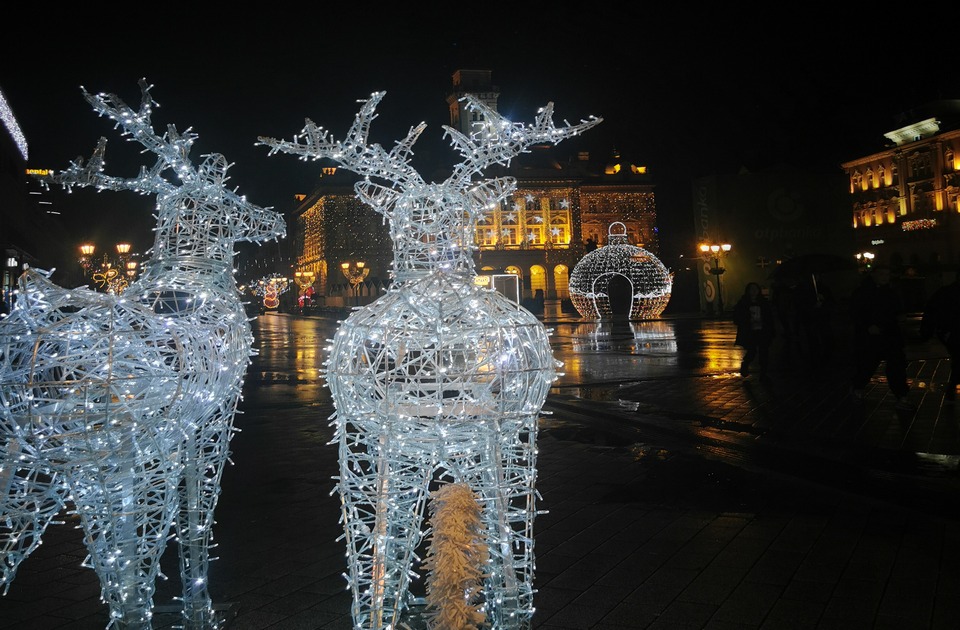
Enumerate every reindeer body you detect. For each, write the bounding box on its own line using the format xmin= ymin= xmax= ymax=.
xmin=260 ymin=92 xmax=599 ymax=629
xmin=0 ymin=81 xmax=285 ymax=629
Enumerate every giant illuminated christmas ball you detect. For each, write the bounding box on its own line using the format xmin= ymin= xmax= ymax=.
xmin=570 ymin=222 xmax=673 ymax=320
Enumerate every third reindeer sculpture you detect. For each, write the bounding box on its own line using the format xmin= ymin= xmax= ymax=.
xmin=0 ymin=79 xmax=286 ymax=629
xmin=259 ymin=92 xmax=599 ymax=629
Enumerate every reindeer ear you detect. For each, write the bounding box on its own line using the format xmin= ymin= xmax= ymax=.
xmin=468 ymin=177 xmax=516 ymax=219
xmin=355 ymin=181 xmax=401 ymax=214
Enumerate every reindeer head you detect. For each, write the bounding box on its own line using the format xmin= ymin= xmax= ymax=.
xmin=258 ymin=92 xmax=600 ymax=281
xmin=39 ymin=79 xmax=286 ymax=269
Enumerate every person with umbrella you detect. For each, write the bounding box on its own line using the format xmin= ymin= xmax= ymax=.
xmin=850 ymin=264 xmax=913 ymax=410
xmin=733 ymin=282 xmax=777 ymax=377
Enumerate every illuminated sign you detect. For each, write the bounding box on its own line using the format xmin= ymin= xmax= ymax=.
xmin=25 ymin=168 xmax=52 ymax=176
xmin=902 ymin=219 xmax=936 ymax=231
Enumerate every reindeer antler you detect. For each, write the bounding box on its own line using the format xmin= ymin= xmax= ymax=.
xmin=38 ymin=78 xmax=199 ymax=196
xmin=259 ymin=92 xmax=601 ymax=195
xmin=38 ymin=79 xmax=268 ymax=218
xmin=258 ymin=92 xmax=427 ymax=191
xmin=444 ymin=96 xmax=601 ymax=187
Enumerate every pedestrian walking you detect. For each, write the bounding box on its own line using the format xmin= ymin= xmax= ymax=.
xmin=919 ymin=273 xmax=960 ymax=401
xmin=850 ymin=265 xmax=912 ymax=409
xmin=733 ymin=282 xmax=776 ymax=376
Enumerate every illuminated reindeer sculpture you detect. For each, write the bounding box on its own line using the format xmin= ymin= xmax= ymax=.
xmin=0 ymin=79 xmax=286 ymax=628
xmin=260 ymin=92 xmax=599 ymax=629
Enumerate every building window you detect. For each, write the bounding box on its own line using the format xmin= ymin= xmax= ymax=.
xmin=501 ymin=209 xmax=519 ymax=246
xmin=530 ymin=265 xmax=546 ymax=294
xmin=477 ymin=217 xmax=497 ymax=247
xmin=501 ymin=227 xmax=520 ymax=246
xmin=549 ymin=216 xmax=568 ymax=245
xmin=554 ymin=265 xmax=570 ymax=299
xmin=525 ymin=226 xmax=544 ymax=246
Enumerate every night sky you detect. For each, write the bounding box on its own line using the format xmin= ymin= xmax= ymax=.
xmin=2 ymin=7 xmax=955 ymax=260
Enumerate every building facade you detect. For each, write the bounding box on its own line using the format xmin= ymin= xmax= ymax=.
xmin=289 ymin=70 xmax=660 ymax=311
xmin=840 ymin=101 xmax=960 ymax=310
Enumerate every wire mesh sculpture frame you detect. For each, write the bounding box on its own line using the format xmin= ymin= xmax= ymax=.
xmin=569 ymin=222 xmax=674 ymax=320
xmin=260 ymin=92 xmax=600 ymax=629
xmin=0 ymin=79 xmax=286 ymax=629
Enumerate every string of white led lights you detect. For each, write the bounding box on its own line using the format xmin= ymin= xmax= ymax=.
xmin=260 ymin=93 xmax=600 ymax=629
xmin=0 ymin=79 xmax=285 ymax=629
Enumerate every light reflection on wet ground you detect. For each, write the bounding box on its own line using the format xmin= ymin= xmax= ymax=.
xmin=547 ymin=316 xmax=742 ymax=395
xmin=247 ymin=313 xmax=744 ymax=405
xmin=243 ymin=312 xmax=749 ymax=456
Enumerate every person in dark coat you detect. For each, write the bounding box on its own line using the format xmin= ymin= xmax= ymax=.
xmin=920 ymin=274 xmax=960 ymax=401
xmin=850 ymin=265 xmax=912 ymax=408
xmin=733 ymin=282 xmax=777 ymax=376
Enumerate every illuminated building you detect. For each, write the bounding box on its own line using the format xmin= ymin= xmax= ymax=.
xmin=841 ymin=100 xmax=960 ymax=309
xmin=289 ymin=69 xmax=659 ymax=312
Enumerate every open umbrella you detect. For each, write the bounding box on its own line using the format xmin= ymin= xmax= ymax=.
xmin=770 ymin=253 xmax=860 ymax=298
xmin=771 ymin=253 xmax=857 ymax=282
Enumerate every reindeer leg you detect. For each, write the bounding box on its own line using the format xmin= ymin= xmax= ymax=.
xmin=66 ymin=426 xmax=180 ymax=630
xmin=175 ymin=406 xmax=233 ymax=629
xmin=453 ymin=418 xmax=538 ymax=630
xmin=339 ymin=420 xmax=432 ymax=630
xmin=0 ymin=436 xmax=66 ymax=592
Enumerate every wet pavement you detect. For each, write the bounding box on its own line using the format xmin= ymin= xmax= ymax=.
xmin=2 ymin=310 xmax=959 ymax=629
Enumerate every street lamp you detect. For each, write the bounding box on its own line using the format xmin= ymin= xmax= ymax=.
xmin=340 ymin=261 xmax=369 ymax=306
xmin=856 ymin=251 xmax=875 ymax=270
xmin=698 ymin=242 xmax=732 ymax=315
xmin=78 ymin=242 xmax=138 ymax=290
xmin=79 ymin=244 xmax=96 ymax=277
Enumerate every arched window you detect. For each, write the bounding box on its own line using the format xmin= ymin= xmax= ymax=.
xmin=530 ymin=265 xmax=546 ymax=294
xmin=553 ymin=265 xmax=570 ymax=299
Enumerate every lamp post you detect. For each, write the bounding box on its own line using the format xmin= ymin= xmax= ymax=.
xmin=340 ymin=261 xmax=369 ymax=306
xmin=699 ymin=242 xmax=732 ymax=315
xmin=79 ymin=244 xmax=96 ymax=277
xmin=78 ymin=242 xmax=139 ymax=290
